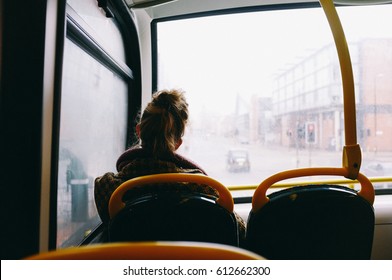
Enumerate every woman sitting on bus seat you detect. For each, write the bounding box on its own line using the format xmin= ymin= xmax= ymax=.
xmin=94 ymin=89 xmax=246 ymax=243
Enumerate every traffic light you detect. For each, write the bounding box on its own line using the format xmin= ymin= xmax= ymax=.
xmin=306 ymin=122 xmax=316 ymax=144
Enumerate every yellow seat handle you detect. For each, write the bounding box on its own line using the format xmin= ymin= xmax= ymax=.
xmin=252 ymin=167 xmax=375 ymax=213
xmin=109 ymin=173 xmax=234 ymax=219
xmin=25 ymin=241 xmax=265 ymax=260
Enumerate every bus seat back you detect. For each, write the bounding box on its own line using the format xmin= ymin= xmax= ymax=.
xmin=109 ymin=192 xmax=239 ymax=246
xmin=246 ymin=185 xmax=375 ymax=259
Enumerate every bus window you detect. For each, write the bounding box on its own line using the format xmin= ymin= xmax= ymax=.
xmin=155 ymin=4 xmax=392 ymax=194
xmin=57 ymin=1 xmax=129 ymax=248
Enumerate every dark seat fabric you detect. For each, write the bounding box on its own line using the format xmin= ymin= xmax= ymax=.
xmin=108 ymin=192 xmax=239 ymax=246
xmin=246 ymin=185 xmax=374 ymax=259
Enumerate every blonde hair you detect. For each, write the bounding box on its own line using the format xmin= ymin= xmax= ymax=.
xmin=139 ymin=89 xmax=188 ymax=156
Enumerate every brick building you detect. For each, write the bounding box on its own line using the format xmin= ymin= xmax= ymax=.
xmin=271 ymin=38 xmax=392 ymax=152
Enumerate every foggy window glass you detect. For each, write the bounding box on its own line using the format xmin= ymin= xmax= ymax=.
xmin=57 ymin=38 xmax=127 ymax=248
xmin=156 ymin=4 xmax=392 ymax=192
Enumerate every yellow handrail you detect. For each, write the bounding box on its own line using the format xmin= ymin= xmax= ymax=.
xmin=228 ymin=176 xmax=392 ymax=191
xmin=25 ymin=241 xmax=265 ymax=260
xmin=319 ymin=0 xmax=362 ymax=179
xmin=109 ymin=173 xmax=234 ymax=219
xmin=251 ymin=167 xmax=374 ymax=212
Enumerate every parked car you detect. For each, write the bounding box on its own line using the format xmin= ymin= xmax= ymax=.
xmin=363 ymin=162 xmax=392 ymax=177
xmin=226 ymin=149 xmax=250 ymax=172
xmin=362 ymin=162 xmax=392 ymax=189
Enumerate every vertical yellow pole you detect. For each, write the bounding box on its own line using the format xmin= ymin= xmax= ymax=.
xmin=318 ymin=0 xmax=361 ymax=179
